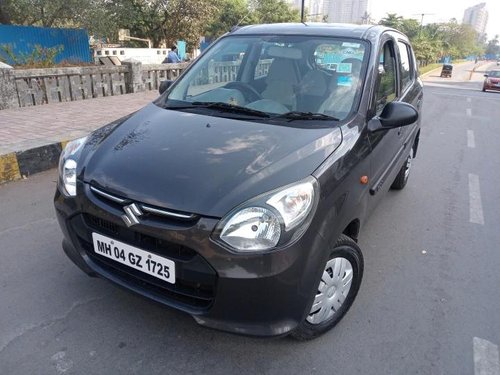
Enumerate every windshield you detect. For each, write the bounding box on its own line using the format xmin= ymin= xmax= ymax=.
xmin=488 ymin=71 xmax=500 ymax=78
xmin=161 ymin=35 xmax=368 ymax=122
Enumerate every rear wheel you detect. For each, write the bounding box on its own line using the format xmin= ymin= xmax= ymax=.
xmin=291 ymin=234 xmax=363 ymax=340
xmin=391 ymin=149 xmax=412 ymax=190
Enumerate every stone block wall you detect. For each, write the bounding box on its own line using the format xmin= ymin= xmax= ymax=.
xmin=0 ymin=62 xmax=190 ymax=110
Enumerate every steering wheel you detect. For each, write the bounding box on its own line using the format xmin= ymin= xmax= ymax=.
xmin=224 ymin=82 xmax=262 ymax=103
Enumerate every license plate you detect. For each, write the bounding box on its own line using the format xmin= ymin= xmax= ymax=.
xmin=92 ymin=232 xmax=175 ymax=284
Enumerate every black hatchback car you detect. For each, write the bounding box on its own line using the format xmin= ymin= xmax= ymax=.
xmin=55 ymin=23 xmax=422 ymax=340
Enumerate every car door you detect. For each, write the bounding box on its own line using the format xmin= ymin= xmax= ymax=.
xmin=366 ymin=35 xmax=402 ymax=204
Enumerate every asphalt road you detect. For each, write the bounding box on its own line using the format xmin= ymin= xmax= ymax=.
xmin=1 ymin=62 xmax=500 ymax=375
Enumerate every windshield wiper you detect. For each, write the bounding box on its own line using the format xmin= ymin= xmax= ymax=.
xmin=273 ymin=111 xmax=339 ymax=121
xmin=166 ymin=101 xmax=271 ymax=118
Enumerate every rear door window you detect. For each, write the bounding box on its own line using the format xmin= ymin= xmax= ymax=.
xmin=397 ymin=41 xmax=413 ymax=92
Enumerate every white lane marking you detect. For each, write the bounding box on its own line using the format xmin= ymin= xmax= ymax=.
xmin=469 ymin=174 xmax=485 ymax=225
xmin=474 ymin=337 xmax=500 ymax=375
xmin=467 ymin=130 xmax=476 ymax=148
xmin=467 ymin=108 xmax=472 ymax=117
xmin=467 ymin=97 xmax=472 ymax=103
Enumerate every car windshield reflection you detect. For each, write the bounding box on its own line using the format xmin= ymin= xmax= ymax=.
xmin=162 ymin=35 xmax=368 ymax=122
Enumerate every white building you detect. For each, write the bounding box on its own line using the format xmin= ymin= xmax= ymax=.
xmin=286 ymin=0 xmax=327 ymax=21
xmin=463 ymin=3 xmax=488 ymax=36
xmin=286 ymin=0 xmax=370 ymax=23
xmin=325 ymin=0 xmax=370 ymax=24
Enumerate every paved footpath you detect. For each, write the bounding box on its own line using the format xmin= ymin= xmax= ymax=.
xmin=0 ymin=91 xmax=158 ymax=183
xmin=0 ymin=91 xmax=158 ymax=156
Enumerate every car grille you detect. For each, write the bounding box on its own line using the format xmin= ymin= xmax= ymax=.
xmin=70 ymin=214 xmax=217 ymax=312
xmin=89 ymin=185 xmax=199 ymax=225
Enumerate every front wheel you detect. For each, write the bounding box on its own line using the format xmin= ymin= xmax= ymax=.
xmin=391 ymin=149 xmax=412 ymax=190
xmin=292 ymin=234 xmax=364 ymax=340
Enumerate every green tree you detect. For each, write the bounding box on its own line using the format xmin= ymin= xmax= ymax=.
xmin=2 ymin=0 xmax=85 ymax=27
xmin=378 ymin=14 xmax=485 ymax=64
xmin=0 ymin=0 xmax=12 ymax=24
xmin=0 ymin=0 xmax=117 ymax=37
xmin=399 ymin=19 xmax=420 ymax=39
xmin=412 ymin=32 xmax=442 ymax=65
xmin=379 ymin=13 xmax=403 ymax=30
xmin=486 ymin=35 xmax=500 ymax=56
xmin=205 ymin=0 xmax=250 ymax=39
xmin=437 ymin=21 xmax=480 ymax=59
xmin=251 ymin=0 xmax=300 ymax=24
xmin=110 ymin=0 xmax=218 ymax=48
xmin=205 ymin=0 xmax=300 ymax=40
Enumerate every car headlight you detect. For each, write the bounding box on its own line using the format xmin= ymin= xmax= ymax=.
xmin=220 ymin=207 xmax=282 ymax=251
xmin=59 ymin=136 xmax=88 ymax=197
xmin=217 ymin=176 xmax=319 ymax=252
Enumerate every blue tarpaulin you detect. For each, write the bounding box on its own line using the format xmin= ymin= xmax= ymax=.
xmin=0 ymin=25 xmax=91 ymax=64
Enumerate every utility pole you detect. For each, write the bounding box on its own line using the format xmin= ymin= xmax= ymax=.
xmin=301 ymin=0 xmax=305 ymax=23
xmin=413 ymin=13 xmax=435 ymax=27
xmin=361 ymin=11 xmax=371 ymax=25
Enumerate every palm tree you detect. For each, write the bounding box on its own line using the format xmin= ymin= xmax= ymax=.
xmin=379 ymin=13 xmax=403 ymax=30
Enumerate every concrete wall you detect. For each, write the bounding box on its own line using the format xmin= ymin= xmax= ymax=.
xmin=0 ymin=61 xmax=189 ymax=110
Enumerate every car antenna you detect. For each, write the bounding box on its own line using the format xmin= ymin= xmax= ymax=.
xmin=234 ymin=8 xmax=252 ymax=28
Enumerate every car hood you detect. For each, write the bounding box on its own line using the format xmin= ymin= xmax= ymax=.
xmin=81 ymin=103 xmax=342 ymax=217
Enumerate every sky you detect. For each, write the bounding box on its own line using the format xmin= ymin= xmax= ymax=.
xmin=369 ymin=0 xmax=500 ymax=40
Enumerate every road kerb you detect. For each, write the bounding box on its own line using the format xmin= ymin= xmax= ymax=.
xmin=0 ymin=141 xmax=68 ymax=185
xmin=0 ymin=152 xmax=22 ymax=183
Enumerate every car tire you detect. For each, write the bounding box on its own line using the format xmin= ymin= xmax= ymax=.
xmin=291 ymin=234 xmax=363 ymax=341
xmin=391 ymin=149 xmax=413 ymax=190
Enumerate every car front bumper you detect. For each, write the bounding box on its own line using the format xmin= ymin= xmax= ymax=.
xmin=484 ymin=83 xmax=500 ymax=91
xmin=54 ymin=181 xmax=329 ymax=337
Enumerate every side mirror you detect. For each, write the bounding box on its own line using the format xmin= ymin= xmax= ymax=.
xmin=159 ymin=80 xmax=173 ymax=94
xmin=368 ymin=102 xmax=418 ymax=131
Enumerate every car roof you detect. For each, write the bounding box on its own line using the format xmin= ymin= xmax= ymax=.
xmin=230 ymin=23 xmax=396 ymax=41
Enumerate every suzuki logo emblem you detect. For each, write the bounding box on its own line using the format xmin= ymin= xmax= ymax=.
xmin=121 ymin=203 xmax=143 ymax=227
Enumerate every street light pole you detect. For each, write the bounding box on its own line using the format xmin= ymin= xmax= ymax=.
xmin=301 ymin=0 xmax=305 ymax=23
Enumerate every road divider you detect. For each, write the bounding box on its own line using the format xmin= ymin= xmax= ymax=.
xmin=469 ymin=60 xmax=490 ymax=81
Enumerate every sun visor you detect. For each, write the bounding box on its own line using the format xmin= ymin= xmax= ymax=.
xmin=267 ymin=46 xmax=303 ymax=60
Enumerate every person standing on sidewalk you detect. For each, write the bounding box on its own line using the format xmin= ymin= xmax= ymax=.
xmin=163 ymin=45 xmax=181 ymax=63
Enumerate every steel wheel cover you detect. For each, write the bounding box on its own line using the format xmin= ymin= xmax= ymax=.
xmin=404 ymin=153 xmax=412 ymax=180
xmin=307 ymin=257 xmax=354 ymax=325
